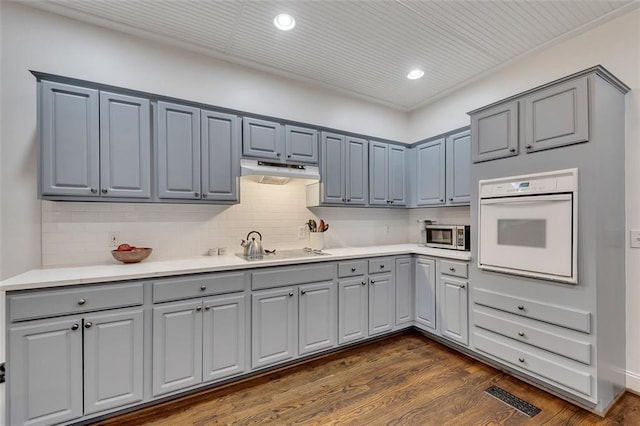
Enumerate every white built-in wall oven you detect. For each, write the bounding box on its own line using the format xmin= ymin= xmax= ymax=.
xmin=478 ymin=169 xmax=578 ymax=284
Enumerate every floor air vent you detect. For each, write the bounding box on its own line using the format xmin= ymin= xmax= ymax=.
xmin=484 ymin=385 xmax=541 ymax=417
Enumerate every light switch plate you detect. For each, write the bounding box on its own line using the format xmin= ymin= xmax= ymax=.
xmin=630 ymin=230 xmax=640 ymax=248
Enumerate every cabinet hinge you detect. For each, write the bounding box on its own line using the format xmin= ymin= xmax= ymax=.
xmin=0 ymin=363 xmax=5 ymax=383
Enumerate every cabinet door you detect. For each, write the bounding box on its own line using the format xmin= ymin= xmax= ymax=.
xmin=320 ymin=132 xmax=346 ymax=204
xmin=523 ymin=77 xmax=589 ymax=153
xmin=152 ymin=300 xmax=203 ymax=396
xmin=242 ymin=117 xmax=283 ymax=161
xmin=157 ymin=101 xmax=201 ymax=199
xmin=202 ymin=294 xmax=246 ymax=383
xmin=368 ymin=141 xmax=389 ymax=205
xmin=471 ymin=100 xmax=518 ymax=163
xmin=251 ymin=287 xmax=296 ymax=369
xmin=368 ymin=273 xmax=394 ymax=335
xmin=388 ymin=145 xmax=406 ymax=206
xmin=338 ymin=278 xmax=368 ymax=344
xmin=285 ymin=125 xmax=318 ymax=164
xmin=9 ymin=317 xmax=83 ymax=426
xmin=415 ymin=258 xmax=436 ymax=331
xmin=446 ymin=130 xmax=471 ymax=205
xmin=100 ymin=92 xmax=151 ymax=199
xmin=345 ymin=137 xmax=368 ymax=205
xmin=299 ymin=281 xmax=337 ymax=356
xmin=83 ymin=308 xmax=144 ymax=415
xmin=201 ymin=110 xmax=240 ymax=202
xmin=416 ymin=139 xmax=445 ymax=206
xmin=395 ymin=257 xmax=413 ymax=326
xmin=40 ymin=81 xmax=99 ymax=197
xmin=439 ymin=277 xmax=468 ymax=346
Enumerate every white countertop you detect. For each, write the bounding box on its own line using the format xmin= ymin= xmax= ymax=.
xmin=0 ymin=244 xmax=471 ymax=291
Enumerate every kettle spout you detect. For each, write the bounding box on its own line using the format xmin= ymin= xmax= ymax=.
xmin=240 ymin=239 xmax=247 ymax=248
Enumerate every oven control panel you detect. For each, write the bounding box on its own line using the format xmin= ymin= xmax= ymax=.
xmin=480 ymin=170 xmax=576 ymax=198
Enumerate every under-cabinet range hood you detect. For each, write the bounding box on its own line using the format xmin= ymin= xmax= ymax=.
xmin=240 ymin=159 xmax=320 ymax=185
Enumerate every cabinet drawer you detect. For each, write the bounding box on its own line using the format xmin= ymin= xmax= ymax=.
xmin=153 ymin=272 xmax=245 ymax=303
xmin=474 ymin=330 xmax=592 ymax=398
xmin=369 ymin=258 xmax=392 ymax=274
xmin=9 ymin=282 xmax=143 ymax=322
xmin=474 ymin=308 xmax=591 ymax=364
xmin=440 ymin=260 xmax=468 ymax=278
xmin=473 ymin=288 xmax=591 ymax=333
xmin=251 ymin=264 xmax=335 ymax=290
xmin=338 ymin=261 xmax=366 ymax=278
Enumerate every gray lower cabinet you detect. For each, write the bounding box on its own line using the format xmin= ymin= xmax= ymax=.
xmin=369 ymin=142 xmax=406 ymax=206
xmin=243 ymin=118 xmax=318 ymax=165
xmin=40 ymin=80 xmax=100 ymax=197
xmin=395 ymin=257 xmax=414 ymax=326
xmin=415 ymin=257 xmax=436 ymax=331
xmin=368 ymin=272 xmax=394 ymax=335
xmin=319 ymin=132 xmax=368 ymax=205
xmin=522 ymin=76 xmax=589 ymax=153
xmin=338 ymin=278 xmax=368 ymax=344
xmin=471 ymin=100 xmax=519 ymax=163
xmin=445 ymin=130 xmax=471 ymax=205
xmin=298 ymin=281 xmax=337 ymax=356
xmin=415 ymin=138 xmax=446 ymax=206
xmin=8 ymin=307 xmax=143 ymax=426
xmin=153 ymin=294 xmax=246 ymax=396
xmin=439 ymin=277 xmax=468 ymax=346
xmin=251 ymin=287 xmax=296 ymax=369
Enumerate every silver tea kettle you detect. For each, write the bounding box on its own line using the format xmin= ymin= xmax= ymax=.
xmin=241 ymin=231 xmax=263 ymax=259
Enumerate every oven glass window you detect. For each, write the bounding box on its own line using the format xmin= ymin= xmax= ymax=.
xmin=497 ymin=219 xmax=546 ymax=248
xmin=428 ymin=229 xmax=453 ymax=244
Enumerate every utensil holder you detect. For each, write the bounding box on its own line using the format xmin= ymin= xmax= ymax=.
xmin=309 ymin=232 xmax=324 ymax=250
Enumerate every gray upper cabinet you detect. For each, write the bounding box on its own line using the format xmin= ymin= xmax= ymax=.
xmin=152 ymin=300 xmax=203 ymax=396
xmin=320 ymin=132 xmax=367 ymax=205
xmin=40 ymin=81 xmax=100 ymax=197
xmin=415 ymin=138 xmax=446 ymax=206
xmin=523 ymin=77 xmax=589 ymax=153
xmin=445 ymin=130 xmax=471 ymax=204
xmin=439 ymin=277 xmax=468 ymax=346
xmin=243 ymin=118 xmax=318 ymax=165
xmin=338 ymin=278 xmax=368 ymax=345
xmin=201 ymin=110 xmax=240 ymax=202
xmin=471 ymin=100 xmax=518 ymax=163
xmin=100 ymin=92 xmax=151 ymax=199
xmin=251 ymin=287 xmax=296 ymax=369
xmin=298 ymin=281 xmax=337 ymax=356
xmin=83 ymin=308 xmax=144 ymax=415
xmin=9 ymin=316 xmax=83 ymax=426
xmin=157 ymin=101 xmax=201 ymax=200
xmin=242 ymin=117 xmax=282 ymax=161
xmin=202 ymin=294 xmax=246 ymax=383
xmin=285 ymin=125 xmax=318 ymax=164
xmin=415 ymin=258 xmax=436 ymax=331
xmin=369 ymin=142 xmax=406 ymax=206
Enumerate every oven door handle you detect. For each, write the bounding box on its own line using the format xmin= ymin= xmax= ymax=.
xmin=480 ymin=193 xmax=572 ymax=205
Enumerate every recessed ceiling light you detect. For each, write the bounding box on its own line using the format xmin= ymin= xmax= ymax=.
xmin=274 ymin=13 xmax=296 ymax=31
xmin=407 ymin=69 xmax=425 ymax=80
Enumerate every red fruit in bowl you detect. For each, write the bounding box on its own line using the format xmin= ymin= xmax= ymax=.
xmin=117 ymin=244 xmax=133 ymax=252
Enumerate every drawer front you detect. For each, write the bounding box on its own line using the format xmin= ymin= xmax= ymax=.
xmin=9 ymin=283 xmax=143 ymax=322
xmin=473 ymin=288 xmax=591 ymax=333
xmin=474 ymin=330 xmax=592 ymax=398
xmin=338 ymin=261 xmax=366 ymax=278
xmin=474 ymin=308 xmax=591 ymax=364
xmin=251 ymin=264 xmax=335 ymax=290
xmin=368 ymin=258 xmax=392 ymax=274
xmin=440 ymin=260 xmax=468 ymax=278
xmin=153 ymin=272 xmax=246 ymax=303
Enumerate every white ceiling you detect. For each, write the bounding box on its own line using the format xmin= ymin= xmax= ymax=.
xmin=22 ymin=0 xmax=636 ymax=111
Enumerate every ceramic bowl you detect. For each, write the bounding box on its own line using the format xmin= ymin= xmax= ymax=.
xmin=111 ymin=247 xmax=152 ymax=264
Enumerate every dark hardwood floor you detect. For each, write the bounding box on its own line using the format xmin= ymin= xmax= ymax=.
xmin=93 ymin=332 xmax=640 ymax=425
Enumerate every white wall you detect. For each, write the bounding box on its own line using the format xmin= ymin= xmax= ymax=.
xmin=0 ymin=2 xmax=409 ymax=280
xmin=408 ymin=9 xmax=640 ymax=392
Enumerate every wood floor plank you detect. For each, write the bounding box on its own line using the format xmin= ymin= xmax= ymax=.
xmin=92 ymin=332 xmax=640 ymax=426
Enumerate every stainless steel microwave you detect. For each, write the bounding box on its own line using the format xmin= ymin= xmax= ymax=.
xmin=425 ymin=225 xmax=470 ymax=251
